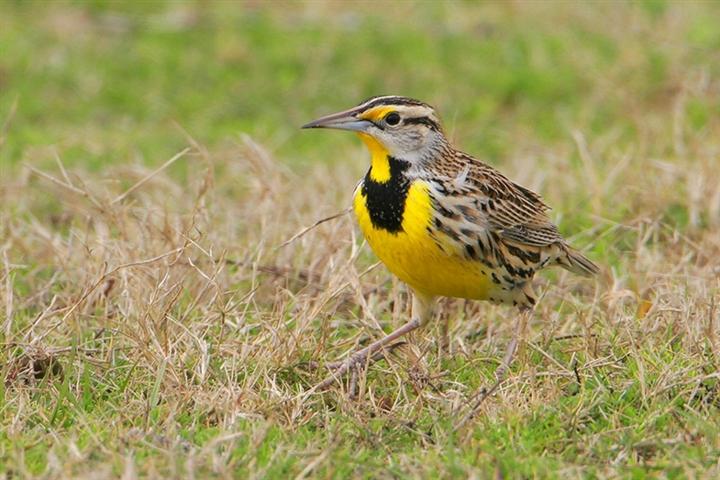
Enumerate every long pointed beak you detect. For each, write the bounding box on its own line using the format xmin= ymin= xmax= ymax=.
xmin=301 ymin=107 xmax=373 ymax=132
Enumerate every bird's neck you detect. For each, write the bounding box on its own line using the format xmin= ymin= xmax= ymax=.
xmin=359 ymin=148 xmax=412 ymax=234
xmin=357 ymin=133 xmax=398 ymax=183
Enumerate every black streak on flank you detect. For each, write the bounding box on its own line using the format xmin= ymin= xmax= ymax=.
xmin=361 ymin=156 xmax=411 ymax=233
xmin=506 ymin=244 xmax=541 ymax=264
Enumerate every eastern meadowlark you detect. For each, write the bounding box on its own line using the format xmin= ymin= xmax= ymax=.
xmin=303 ymin=95 xmax=598 ymax=391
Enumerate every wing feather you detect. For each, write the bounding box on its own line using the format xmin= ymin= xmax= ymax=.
xmin=436 ymin=151 xmax=562 ymax=248
xmin=422 ymin=149 xmax=597 ymax=283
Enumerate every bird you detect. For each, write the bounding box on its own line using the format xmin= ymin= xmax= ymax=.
xmin=302 ymin=95 xmax=598 ymax=391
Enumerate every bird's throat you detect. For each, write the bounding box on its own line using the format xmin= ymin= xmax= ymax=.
xmin=357 ymin=133 xmax=392 ymax=183
xmin=358 ymin=147 xmax=411 ymax=233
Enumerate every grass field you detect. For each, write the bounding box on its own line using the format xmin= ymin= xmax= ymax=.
xmin=2 ymin=1 xmax=720 ymax=478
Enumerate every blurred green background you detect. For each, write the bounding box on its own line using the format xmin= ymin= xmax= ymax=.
xmin=3 ymin=0 xmax=719 ymax=175
xmin=3 ymin=2 xmax=720 ymax=477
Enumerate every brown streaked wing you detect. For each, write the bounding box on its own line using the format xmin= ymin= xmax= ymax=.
xmin=441 ymin=151 xmax=564 ymax=248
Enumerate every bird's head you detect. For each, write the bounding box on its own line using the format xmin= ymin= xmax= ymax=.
xmin=302 ymin=95 xmax=449 ymax=166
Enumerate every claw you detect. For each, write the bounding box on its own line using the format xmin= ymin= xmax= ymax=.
xmin=315 ymin=341 xmax=409 ymax=391
xmin=310 ymin=296 xmax=431 ymax=392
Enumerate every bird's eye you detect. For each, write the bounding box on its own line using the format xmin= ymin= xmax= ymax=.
xmin=385 ymin=112 xmax=401 ymax=126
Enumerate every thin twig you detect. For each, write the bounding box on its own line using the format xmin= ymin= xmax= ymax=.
xmin=0 ymin=96 xmax=18 ymax=150
xmin=112 ymin=147 xmax=190 ymax=205
xmin=25 ymin=165 xmax=91 ymax=197
xmin=54 ymin=151 xmax=74 ymax=188
xmin=276 ymin=207 xmax=352 ymax=249
xmin=2 ymin=248 xmax=13 ymax=337
xmin=24 ymin=164 xmax=105 ymax=210
xmin=32 ymin=247 xmax=185 ymax=344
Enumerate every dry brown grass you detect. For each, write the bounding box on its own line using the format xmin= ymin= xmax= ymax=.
xmin=2 ymin=1 xmax=720 ymax=477
xmin=3 ymin=102 xmax=720 ymax=475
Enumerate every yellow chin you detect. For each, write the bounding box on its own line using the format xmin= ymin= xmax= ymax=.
xmin=357 ymin=133 xmax=392 ymax=183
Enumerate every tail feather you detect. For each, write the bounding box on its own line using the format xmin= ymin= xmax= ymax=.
xmin=557 ymin=245 xmax=599 ymax=277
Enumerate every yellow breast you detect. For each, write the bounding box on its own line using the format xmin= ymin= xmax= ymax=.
xmin=353 ymin=179 xmax=494 ymax=300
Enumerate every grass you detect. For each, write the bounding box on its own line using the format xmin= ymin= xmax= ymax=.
xmin=2 ymin=0 xmax=720 ymax=478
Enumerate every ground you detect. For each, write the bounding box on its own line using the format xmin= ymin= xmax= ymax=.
xmin=1 ymin=1 xmax=720 ymax=478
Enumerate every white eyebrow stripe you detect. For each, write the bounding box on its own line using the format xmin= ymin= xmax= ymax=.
xmin=359 ymin=96 xmax=430 ymax=111
xmin=357 ymin=96 xmax=399 ymax=110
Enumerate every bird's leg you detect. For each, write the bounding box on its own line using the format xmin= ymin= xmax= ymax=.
xmin=456 ymin=307 xmax=532 ymax=428
xmin=316 ymin=320 xmax=419 ymax=390
xmin=348 ymin=365 xmax=359 ymax=400
xmin=316 ymin=293 xmax=434 ymax=390
xmin=324 ymin=342 xmax=406 ymax=371
xmin=440 ymin=310 xmax=451 ymax=353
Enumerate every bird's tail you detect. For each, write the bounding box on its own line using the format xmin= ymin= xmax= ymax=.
xmin=556 ymin=244 xmax=599 ymax=277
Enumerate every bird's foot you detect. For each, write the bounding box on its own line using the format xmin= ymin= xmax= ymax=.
xmin=310 ymin=316 xmax=424 ymax=393
xmin=314 ymin=341 xmax=407 ymax=392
